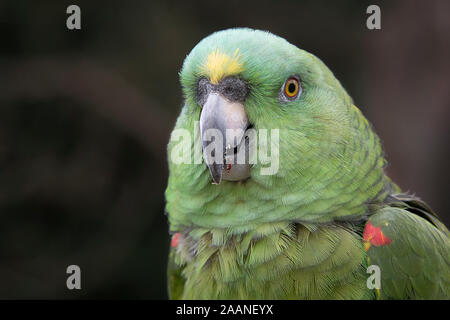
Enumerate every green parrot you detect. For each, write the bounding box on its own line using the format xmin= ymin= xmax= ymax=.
xmin=165 ymin=28 xmax=450 ymax=299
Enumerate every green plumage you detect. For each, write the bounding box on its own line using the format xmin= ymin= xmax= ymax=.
xmin=165 ymin=28 xmax=450 ymax=299
xmin=365 ymin=196 xmax=449 ymax=299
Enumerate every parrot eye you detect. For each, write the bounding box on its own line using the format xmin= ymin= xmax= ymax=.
xmin=282 ymin=76 xmax=301 ymax=101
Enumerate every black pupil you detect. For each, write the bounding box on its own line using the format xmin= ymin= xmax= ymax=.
xmin=288 ymin=82 xmax=296 ymax=93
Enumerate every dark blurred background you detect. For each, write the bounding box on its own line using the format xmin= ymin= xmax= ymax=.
xmin=0 ymin=0 xmax=448 ymax=299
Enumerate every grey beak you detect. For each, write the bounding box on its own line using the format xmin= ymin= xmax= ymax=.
xmin=200 ymin=93 xmax=248 ymax=184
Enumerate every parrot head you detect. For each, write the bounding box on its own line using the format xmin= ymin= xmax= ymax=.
xmin=166 ymin=28 xmax=391 ymax=230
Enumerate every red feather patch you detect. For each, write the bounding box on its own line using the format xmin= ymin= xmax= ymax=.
xmin=171 ymin=233 xmax=180 ymax=248
xmin=363 ymin=221 xmax=392 ymax=251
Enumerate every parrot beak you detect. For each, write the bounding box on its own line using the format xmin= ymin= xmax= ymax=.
xmin=200 ymin=92 xmax=249 ymax=184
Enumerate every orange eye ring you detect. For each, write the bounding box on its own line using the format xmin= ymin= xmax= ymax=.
xmin=284 ymin=77 xmax=300 ymax=99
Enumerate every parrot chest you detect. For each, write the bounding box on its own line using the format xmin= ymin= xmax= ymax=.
xmin=173 ymin=223 xmax=374 ymax=299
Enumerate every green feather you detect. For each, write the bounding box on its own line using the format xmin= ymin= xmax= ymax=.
xmin=165 ymin=28 xmax=449 ymax=299
xmin=366 ymin=200 xmax=450 ymax=299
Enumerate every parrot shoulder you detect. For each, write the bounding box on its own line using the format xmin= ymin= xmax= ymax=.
xmin=364 ymin=195 xmax=450 ymax=299
xmin=167 ymin=234 xmax=186 ymax=300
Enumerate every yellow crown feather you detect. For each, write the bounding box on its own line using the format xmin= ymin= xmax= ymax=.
xmin=200 ymin=48 xmax=244 ymax=84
